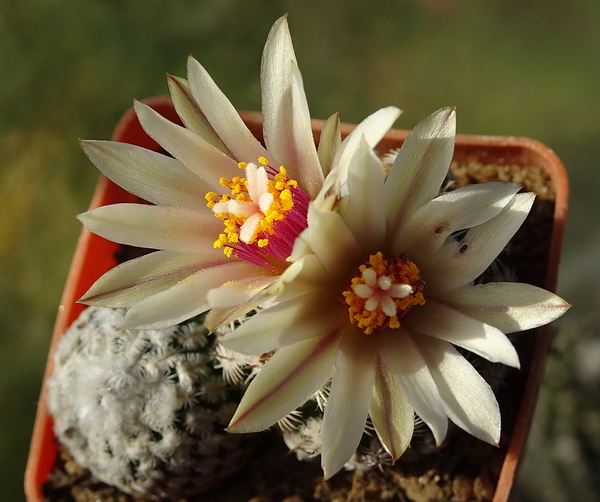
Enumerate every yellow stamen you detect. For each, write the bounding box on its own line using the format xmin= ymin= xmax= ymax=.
xmin=342 ymin=252 xmax=425 ymax=334
xmin=208 ymin=160 xmax=299 ymax=254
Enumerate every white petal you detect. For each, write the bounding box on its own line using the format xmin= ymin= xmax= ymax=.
xmin=307 ymin=203 xmax=360 ymax=278
xmin=134 ymin=100 xmax=239 ymax=189
xmin=321 ymin=329 xmax=376 ymax=478
xmin=206 ymin=274 xmax=276 ymax=309
xmin=384 ymin=107 xmax=456 ymax=238
xmin=80 ymin=140 xmax=211 ymax=210
xmin=122 ymin=261 xmax=263 ymax=329
xmin=167 ymin=74 xmax=232 ymax=154
xmin=221 ymin=290 xmax=346 ymax=354
xmin=288 ymin=226 xmax=312 ymax=262
xmin=205 ymin=281 xmax=279 ymax=332
xmin=415 ymin=336 xmax=501 ymax=445
xmin=187 ymin=56 xmax=277 ymax=165
xmin=396 ymin=182 xmax=521 ymax=259
xmin=340 ymin=135 xmax=386 ymax=253
xmin=266 ymin=253 xmax=332 ymax=304
xmin=227 ymin=328 xmax=342 ymax=433
xmin=78 ymin=204 xmax=222 ymax=254
xmin=423 ymin=192 xmax=535 ymax=293
xmin=404 ymin=300 xmax=520 ymax=368
xmin=79 ymin=250 xmax=231 ymax=307
xmin=378 ymin=329 xmax=448 ymax=444
xmin=318 ymin=106 xmax=401 ymax=203
xmin=261 ymin=16 xmax=322 ymax=197
xmin=370 ymin=356 xmax=414 ymax=461
xmin=436 ymin=282 xmax=571 ymax=333
xmin=317 ymin=112 xmax=341 ymax=178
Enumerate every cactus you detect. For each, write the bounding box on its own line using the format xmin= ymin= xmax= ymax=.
xmin=47 ymin=306 xmax=259 ymax=500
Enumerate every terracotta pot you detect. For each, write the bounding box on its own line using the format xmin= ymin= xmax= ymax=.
xmin=25 ymin=98 xmax=568 ymax=502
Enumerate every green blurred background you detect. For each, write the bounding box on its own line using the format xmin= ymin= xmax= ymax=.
xmin=2 ymin=0 xmax=600 ymax=500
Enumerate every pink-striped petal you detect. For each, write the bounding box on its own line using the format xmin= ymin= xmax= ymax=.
xmin=423 ymin=192 xmax=535 ymax=294
xmin=206 ymin=274 xmax=277 ymax=309
xmin=79 ymin=250 xmax=232 ymax=307
xmin=369 ymin=356 xmax=414 ymax=461
xmin=317 ymin=112 xmax=341 ymax=178
xmin=261 ymin=16 xmax=322 ymax=198
xmin=378 ymin=329 xmax=448 ymax=445
xmin=205 ymin=294 xmax=272 ymax=334
xmin=415 ymin=336 xmax=501 ymax=445
xmin=341 ymin=135 xmax=387 ymax=253
xmin=227 ymin=328 xmax=342 ymax=433
xmin=259 ymin=254 xmax=332 ymax=306
xmin=395 ymin=182 xmax=521 ymax=259
xmin=436 ymin=282 xmax=571 ymax=334
xmin=321 ymin=328 xmax=377 ymax=478
xmin=122 ymin=261 xmax=263 ymax=329
xmin=77 ymin=204 xmax=221 ymax=254
xmin=220 ymin=290 xmax=346 ymax=355
xmin=318 ymin=106 xmax=401 ymax=203
xmin=384 ymin=107 xmax=456 ymax=239
xmin=166 ymin=74 xmax=231 ymax=154
xmin=404 ymin=300 xmax=520 ymax=368
xmin=187 ymin=56 xmax=277 ymax=165
xmin=134 ymin=100 xmax=239 ymax=189
xmin=307 ymin=203 xmax=361 ymax=278
xmin=80 ymin=140 xmax=211 ymax=210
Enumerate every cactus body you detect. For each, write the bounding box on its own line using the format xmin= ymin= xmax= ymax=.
xmin=48 ymin=307 xmax=257 ymax=499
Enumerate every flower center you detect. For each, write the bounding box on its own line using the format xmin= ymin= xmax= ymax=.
xmin=342 ymin=252 xmax=425 ymax=334
xmin=205 ymin=157 xmax=309 ymax=268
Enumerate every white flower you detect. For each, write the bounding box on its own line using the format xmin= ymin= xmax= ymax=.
xmin=77 ymin=16 xmax=401 ymax=330
xmin=221 ymin=107 xmax=570 ymax=478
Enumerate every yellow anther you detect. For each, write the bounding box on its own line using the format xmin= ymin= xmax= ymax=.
xmin=343 ymin=252 xmax=425 ymax=334
xmin=205 ymin=192 xmax=218 ymax=208
xmin=207 ymin=160 xmax=300 ymax=256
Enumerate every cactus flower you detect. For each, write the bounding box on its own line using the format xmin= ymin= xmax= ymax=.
xmin=77 ymin=15 xmax=401 ymax=330
xmin=75 ymin=14 xmax=571 ymax=480
xmin=221 ymin=107 xmax=570 ymax=477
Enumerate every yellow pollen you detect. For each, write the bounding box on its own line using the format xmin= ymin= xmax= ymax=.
xmin=342 ymin=252 xmax=425 ymax=334
xmin=208 ymin=160 xmax=299 ymax=255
